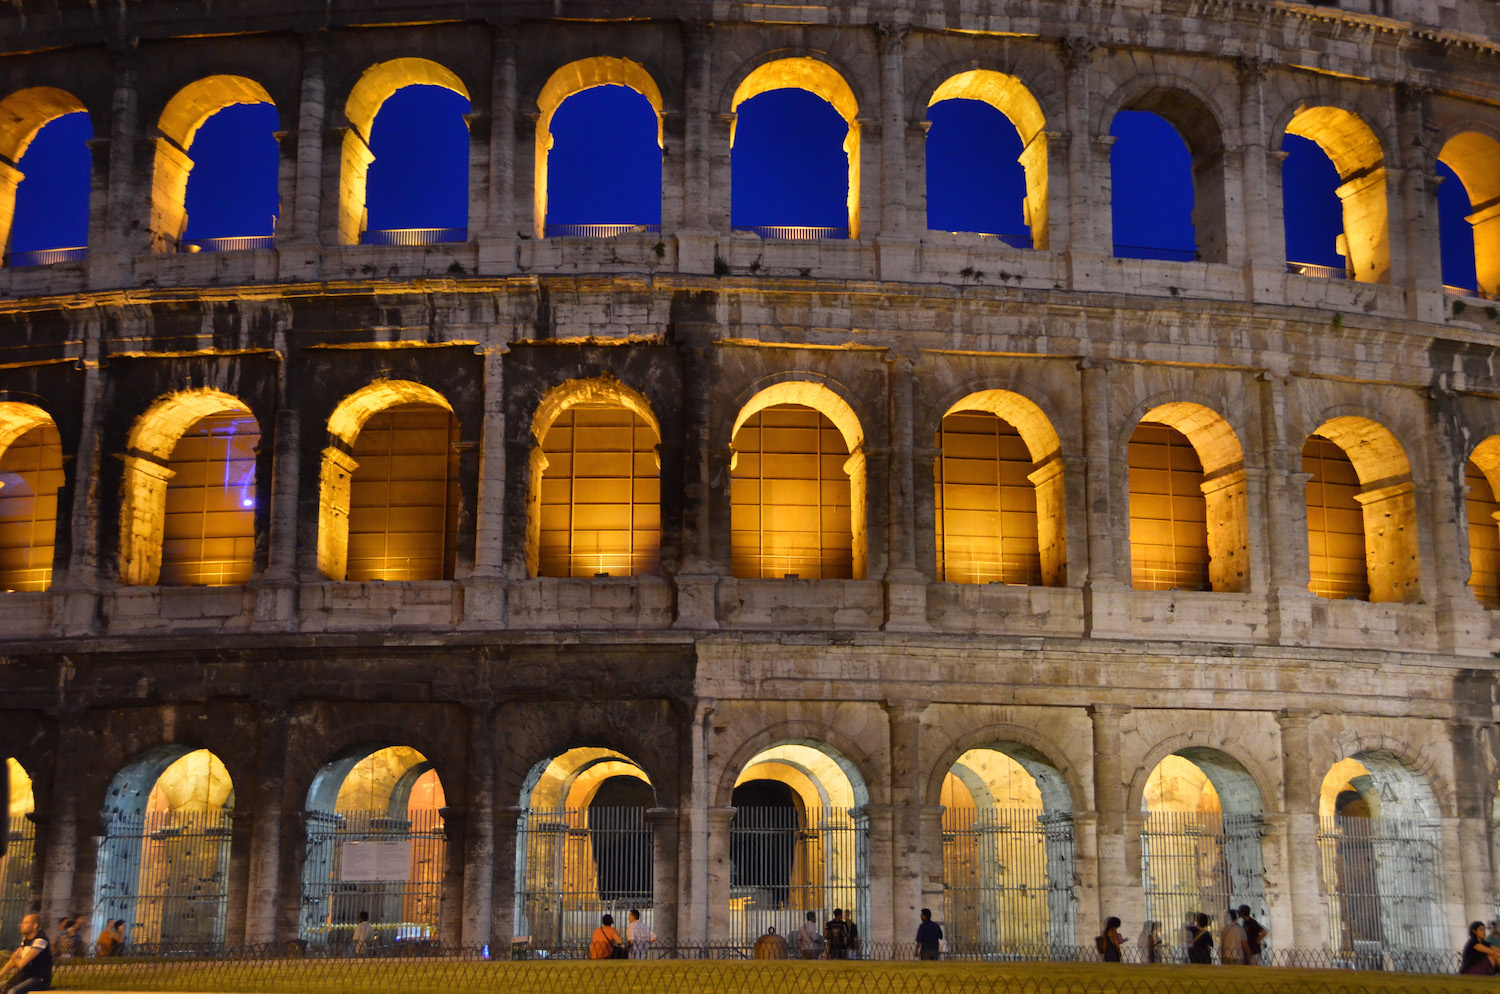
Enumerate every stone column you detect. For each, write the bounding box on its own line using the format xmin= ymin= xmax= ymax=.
xmin=254 ymin=329 xmax=300 ymax=628
xmin=676 ymin=700 xmax=716 ymax=945
xmin=478 ymin=22 xmax=518 ymax=275
xmin=677 ymin=23 xmax=718 ymax=274
xmin=1235 ymin=58 xmax=1282 ymax=301
xmin=918 ymin=804 xmax=947 ymax=928
xmin=1088 ymin=705 xmax=1131 ymax=929
xmin=1070 ymin=810 xmax=1100 ymax=943
xmin=460 ymin=704 xmax=496 ymax=947
xmin=244 ymin=701 xmax=287 ymax=944
xmin=1277 ymin=709 xmax=1327 ymax=950
xmin=440 ymin=805 xmax=467 ymax=946
xmin=1260 ymin=372 xmax=1312 ymax=644
xmin=1449 ymin=717 xmax=1495 ymax=922
xmin=704 ymin=806 xmax=736 ymax=944
xmin=1059 ymin=38 xmax=1103 ymax=260
xmin=463 ymin=345 xmax=508 ymax=624
xmin=1080 ymin=360 xmax=1127 ymax=637
xmin=673 ymin=332 xmax=719 ymax=629
xmin=491 ymin=805 xmax=521 ymax=943
xmin=224 ymin=808 xmax=254 ymax=944
xmin=884 ymin=353 xmax=927 ymax=630
xmin=1428 ymin=382 xmax=1488 ymax=652
xmin=875 ymin=23 xmax=909 ymax=238
xmin=1395 ymin=85 xmax=1443 ymax=320
xmin=884 ymin=701 xmax=929 ymax=939
xmin=278 ymin=31 xmax=326 ymax=279
xmin=646 ymin=807 xmax=680 ymax=947
xmin=54 ymin=349 xmax=105 ymax=635
xmin=39 ymin=718 xmax=82 ymax=926
xmin=88 ymin=45 xmax=143 ymax=286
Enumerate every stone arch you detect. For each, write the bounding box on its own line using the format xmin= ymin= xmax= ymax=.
xmin=0 ymin=401 xmax=63 ymax=592
xmin=730 ymin=378 xmax=867 ymax=580
xmin=338 ymin=58 xmax=471 ymax=246
xmin=94 ymin=745 xmax=236 ymax=948
xmin=1323 ymin=734 xmax=1448 ymax=820
xmin=729 ymin=57 xmax=861 ymax=238
xmin=119 ymin=388 xmax=256 ymax=587
xmin=1130 ymin=736 xmax=1271 ymax=816
xmin=715 ymin=722 xmax=875 ymax=809
xmin=299 ymin=742 xmax=448 ymax=944
xmin=0 ymin=87 xmax=89 ymax=258
xmin=1123 ymin=400 xmax=1249 ymax=593
xmin=527 ymin=376 xmax=662 ymax=578
xmin=936 ymin=389 xmax=1066 ymax=586
xmin=1464 ymin=435 xmax=1500 ymax=607
xmin=1305 ymin=414 xmax=1420 ymax=603
xmin=533 ymin=57 xmax=664 ymax=239
xmin=927 ymin=727 xmax=1081 ymax=814
xmin=318 ymin=379 xmax=455 ymax=580
xmin=149 ymin=75 xmax=275 ymax=253
xmin=1100 ymin=77 xmax=1232 ymax=264
xmin=1282 ymin=104 xmax=1389 ymax=283
xmin=1437 ymin=130 xmax=1500 ymax=298
xmin=925 ymin=70 xmax=1051 ymax=249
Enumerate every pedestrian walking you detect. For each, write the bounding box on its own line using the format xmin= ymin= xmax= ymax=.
xmin=915 ymin=909 xmax=943 ymax=961
xmin=1187 ymin=913 xmax=1213 ymax=964
xmin=1220 ymin=908 xmax=1248 ymax=965
xmin=823 ymin=909 xmax=852 ymax=960
xmin=1237 ymin=905 xmax=1266 ymax=965
xmin=1097 ymin=916 xmax=1125 ymax=962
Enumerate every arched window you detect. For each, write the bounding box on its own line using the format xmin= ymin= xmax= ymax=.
xmin=94 ymin=748 xmax=235 ymax=949
xmin=319 ymin=381 xmax=459 ymax=582
xmin=1282 ymin=107 xmax=1388 ymax=283
xmin=1436 ymin=132 xmax=1500 ymax=299
xmin=1302 ymin=417 xmax=1420 ymax=602
xmin=530 ymin=380 xmax=661 ymax=578
xmin=120 ymin=390 xmax=259 ymax=587
xmin=933 ymin=390 xmax=1065 ymax=586
xmin=731 ymin=59 xmax=860 ymax=240
xmin=1128 ymin=422 xmax=1209 ymax=590
xmin=341 ymin=59 xmax=470 ymax=246
xmin=0 ymin=758 xmax=36 ymax=940
xmin=1466 ymin=437 xmax=1500 ymax=609
xmin=0 ymin=404 xmax=62 ymax=592
xmin=535 ymin=58 xmax=663 ymax=238
xmin=730 ymin=383 xmax=866 ymax=580
xmin=0 ymin=88 xmax=90 ymax=266
xmin=1110 ymin=111 xmax=1198 ymax=261
xmin=151 ymin=76 xmax=276 ymax=253
xmin=925 ymin=70 xmax=1047 ymax=248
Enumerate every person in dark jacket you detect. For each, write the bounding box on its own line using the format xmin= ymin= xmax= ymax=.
xmin=1187 ymin=913 xmax=1214 ymax=964
xmin=0 ymin=914 xmax=52 ymax=994
xmin=915 ymin=909 xmax=943 ymax=961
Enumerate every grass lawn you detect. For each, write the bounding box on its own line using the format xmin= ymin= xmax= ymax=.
xmin=52 ymin=958 xmax=1496 ymax=994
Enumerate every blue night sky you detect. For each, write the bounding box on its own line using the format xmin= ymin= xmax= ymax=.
xmin=5 ymin=86 xmax=1481 ymax=290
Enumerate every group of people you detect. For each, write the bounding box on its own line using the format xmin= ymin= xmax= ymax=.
xmin=1097 ymin=906 xmax=1268 ymax=965
xmin=587 ymin=909 xmax=657 ymax=959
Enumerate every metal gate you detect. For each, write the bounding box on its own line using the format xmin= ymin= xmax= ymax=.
xmin=728 ymin=806 xmax=868 ymax=951
xmin=941 ymin=807 xmax=1075 ymax=958
xmin=1141 ymin=811 xmax=1266 ymax=961
xmin=0 ymin=815 xmax=36 ymax=940
xmin=299 ymin=809 xmax=446 ymax=945
xmin=1318 ymin=815 xmax=1445 ymax=969
xmin=515 ymin=806 xmax=653 ymax=948
xmin=94 ymin=809 xmax=233 ymax=951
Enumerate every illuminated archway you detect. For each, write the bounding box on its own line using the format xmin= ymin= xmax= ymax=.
xmin=1466 ymin=435 xmax=1500 ymax=608
xmin=1303 ymin=416 xmax=1418 ymax=603
xmin=935 ymin=390 xmax=1065 ymax=586
xmin=94 ymin=747 xmax=234 ymax=949
xmin=528 ymin=378 xmax=661 ymax=578
xmin=731 ymin=58 xmax=860 ymax=238
xmin=926 ymin=71 xmax=1048 ymax=249
xmin=0 ymin=758 xmax=36 ymax=940
xmin=728 ymin=742 xmax=869 ymax=949
xmin=0 ymin=402 xmax=62 ymax=591
xmin=318 ymin=380 xmax=457 ymax=581
xmin=515 ymin=747 xmax=656 ymax=948
xmin=300 ymin=745 xmax=447 ymax=945
xmin=1284 ymin=106 xmax=1389 ymax=283
xmin=534 ymin=58 xmax=664 ymax=239
xmin=120 ymin=389 xmax=257 ymax=587
xmin=149 ymin=76 xmax=275 ymax=253
xmin=730 ymin=381 xmax=866 ymax=580
xmin=0 ymin=87 xmax=88 ymax=260
xmin=339 ymin=59 xmax=470 ymax=246
xmin=1318 ymin=752 xmax=1444 ymax=965
xmin=940 ymin=744 xmax=1074 ymax=955
xmin=1437 ymin=131 xmax=1500 ymax=298
xmin=1139 ymin=749 xmax=1266 ymax=959
xmin=1128 ymin=402 xmax=1248 ymax=593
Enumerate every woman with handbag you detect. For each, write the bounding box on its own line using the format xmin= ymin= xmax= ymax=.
xmin=589 ymin=914 xmax=626 ymax=960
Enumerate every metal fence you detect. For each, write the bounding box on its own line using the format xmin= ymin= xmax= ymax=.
xmin=182 ymin=235 xmax=276 ymax=252
xmin=1141 ymin=811 xmax=1267 ymax=962
xmin=6 ymin=246 xmax=87 ymax=267
xmin=1113 ymin=244 xmax=1199 ymax=262
xmin=543 ymin=223 xmax=662 ymax=238
xmin=516 ymin=806 xmax=653 ymax=947
xmin=1317 ymin=815 xmax=1446 ymax=969
xmin=941 ymin=807 xmax=1074 ymax=956
xmin=741 ymin=226 xmax=850 ymax=241
xmin=94 ymin=809 xmax=233 ymax=950
xmin=729 ymin=806 xmax=868 ymax=949
xmin=359 ymin=228 xmax=468 ymax=246
xmin=1286 ymin=260 xmax=1348 ymax=279
xmin=300 ymin=809 xmax=446 ymax=946
xmin=0 ymin=814 xmax=35 ymax=939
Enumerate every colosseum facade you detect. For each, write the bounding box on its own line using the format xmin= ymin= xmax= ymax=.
xmin=1 ymin=0 xmax=1499 ymax=967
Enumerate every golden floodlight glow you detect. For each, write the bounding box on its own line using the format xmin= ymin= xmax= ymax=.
xmin=1468 ymin=436 xmax=1500 ymax=609
xmin=1303 ymin=434 xmax=1370 ymax=601
xmin=0 ymin=404 xmax=61 ymax=592
xmin=159 ymin=411 xmax=259 ymax=587
xmin=1438 ymin=131 xmax=1500 ymax=297
xmin=1286 ymin=105 xmax=1388 ymax=283
xmin=934 ymin=411 xmax=1041 ymax=585
xmin=0 ymin=87 xmax=87 ymax=259
xmin=345 ymin=403 xmax=459 ymax=582
xmin=1127 ymin=422 xmax=1210 ymax=592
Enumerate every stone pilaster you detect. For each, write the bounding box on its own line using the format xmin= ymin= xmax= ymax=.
xmin=460 ymin=704 xmax=496 ymax=947
xmin=884 ymin=353 xmax=927 ymax=630
xmin=1088 ymin=704 xmax=1131 ymax=928
xmin=883 ymin=700 xmax=929 ymax=935
xmin=1277 ymin=709 xmax=1327 ymax=949
xmin=646 ymin=806 xmax=680 ymax=946
xmin=243 ymin=701 xmax=287 ymax=944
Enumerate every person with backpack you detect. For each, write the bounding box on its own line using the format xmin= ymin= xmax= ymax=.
xmin=823 ymin=909 xmax=852 ymax=960
xmin=1187 ymin=913 xmax=1214 ymax=964
xmin=1096 ymin=917 xmax=1125 ymax=962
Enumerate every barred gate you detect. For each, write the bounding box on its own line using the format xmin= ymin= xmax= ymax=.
xmin=515 ymin=807 xmax=653 ymax=947
xmin=94 ymin=810 xmax=233 ymax=950
xmin=1141 ymin=811 xmax=1266 ymax=961
xmin=728 ymin=806 xmax=868 ymax=951
xmin=941 ymin=807 xmax=1075 ymax=958
xmin=1318 ymin=815 xmax=1445 ymax=968
xmin=0 ymin=815 xmax=36 ymax=939
xmin=299 ymin=809 xmax=446 ymax=945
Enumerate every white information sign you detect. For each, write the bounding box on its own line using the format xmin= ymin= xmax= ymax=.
xmin=340 ymin=840 xmax=413 ymax=882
